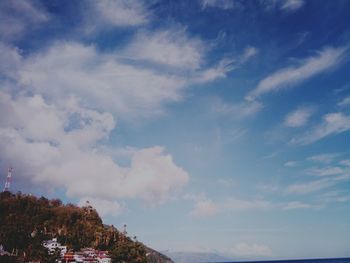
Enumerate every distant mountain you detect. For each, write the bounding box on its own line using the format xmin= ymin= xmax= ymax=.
xmin=163 ymin=251 xmax=233 ymax=263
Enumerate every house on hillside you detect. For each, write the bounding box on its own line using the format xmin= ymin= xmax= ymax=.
xmin=42 ymin=238 xmax=67 ymax=256
xmin=57 ymin=249 xmax=111 ymax=263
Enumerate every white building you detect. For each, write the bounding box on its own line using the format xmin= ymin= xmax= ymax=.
xmin=43 ymin=238 xmax=67 ymax=256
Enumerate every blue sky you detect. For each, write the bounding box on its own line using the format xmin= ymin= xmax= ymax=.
xmin=1 ymin=0 xmax=350 ymax=260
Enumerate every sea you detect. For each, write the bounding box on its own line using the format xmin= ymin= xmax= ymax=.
xmin=217 ymin=258 xmax=350 ymax=263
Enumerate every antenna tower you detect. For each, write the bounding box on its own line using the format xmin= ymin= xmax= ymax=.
xmin=123 ymin=224 xmax=127 ymax=236
xmin=3 ymin=167 xmax=13 ymax=192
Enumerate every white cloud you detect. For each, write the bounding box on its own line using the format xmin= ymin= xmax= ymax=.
xmin=242 ymin=46 xmax=259 ymax=62
xmin=84 ymin=0 xmax=149 ymax=33
xmin=246 ymin=46 xmax=348 ymax=100
xmin=284 ymin=161 xmax=297 ymax=167
xmin=338 ymin=96 xmax=350 ymax=107
xmin=212 ymin=97 xmax=263 ymax=118
xmin=230 ymin=242 xmax=272 ymax=258
xmin=201 ymin=0 xmax=240 ymax=10
xmin=320 ymin=191 xmax=350 ymax=204
xmin=218 ymin=178 xmax=236 ymax=187
xmin=286 ymin=178 xmax=335 ymax=194
xmin=223 ymin=198 xmax=273 ymax=211
xmin=283 ymin=201 xmax=315 ymax=210
xmin=261 ymin=0 xmax=304 ymax=13
xmin=123 ymin=29 xmax=205 ymax=70
xmin=188 ymin=195 xmax=273 ymax=218
xmin=286 ymin=173 xmax=350 ymax=195
xmin=306 ymin=166 xmax=344 ymax=177
xmin=0 ymin=0 xmax=49 ymax=41
xmin=16 ymin=42 xmax=186 ymax=118
xmin=0 ymin=91 xmax=189 ymax=208
xmin=281 ymin=0 xmax=305 ymax=12
xmin=284 ymin=107 xmax=314 ymax=127
xmin=339 ymin=159 xmax=350 ymax=167
xmin=307 ymin=153 xmax=339 ymax=164
xmin=193 ymin=52 xmax=256 ymax=83
xmin=2 ymin=39 xmax=240 ymax=119
xmin=291 ymin=112 xmax=350 ymax=145
xmin=190 ymin=198 xmax=220 ymax=218
xmin=0 ymin=43 xmax=22 ymax=79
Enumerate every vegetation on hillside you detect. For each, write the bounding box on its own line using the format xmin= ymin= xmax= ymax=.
xmin=0 ymin=191 xmax=172 ymax=263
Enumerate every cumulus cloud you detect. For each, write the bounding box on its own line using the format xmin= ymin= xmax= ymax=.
xmin=246 ymin=46 xmax=348 ymax=101
xmin=230 ymin=242 xmax=272 ymax=258
xmin=0 ymin=91 xmax=189 ymax=208
xmin=291 ymin=112 xmax=350 ymax=145
xmin=284 ymin=107 xmax=314 ymax=127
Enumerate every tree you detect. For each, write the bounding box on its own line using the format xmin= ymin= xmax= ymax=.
xmin=109 ymin=240 xmax=147 ymax=263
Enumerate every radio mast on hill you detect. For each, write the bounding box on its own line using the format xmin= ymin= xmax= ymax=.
xmin=3 ymin=167 xmax=13 ymax=192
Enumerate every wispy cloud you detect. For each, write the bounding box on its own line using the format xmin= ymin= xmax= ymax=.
xmin=284 ymin=161 xmax=297 ymax=167
xmin=286 ymin=172 xmax=350 ymax=195
xmin=281 ymin=0 xmax=305 ymax=12
xmin=307 ymin=153 xmax=340 ymax=164
xmin=0 ymin=0 xmax=49 ymax=41
xmin=16 ymin=42 xmax=186 ymax=118
xmin=286 ymin=178 xmax=336 ymax=194
xmin=84 ymin=0 xmax=149 ymax=33
xmin=305 ymin=166 xmax=344 ymax=177
xmin=339 ymin=159 xmax=350 ymax=167
xmin=200 ymin=0 xmax=241 ymax=10
xmin=284 ymin=106 xmax=314 ymax=127
xmin=291 ymin=112 xmax=350 ymax=145
xmin=187 ymin=195 xmax=273 ymax=218
xmin=189 ymin=198 xmax=221 ymax=218
xmin=122 ymin=29 xmax=206 ymax=70
xmin=283 ymin=201 xmax=318 ymax=210
xmin=211 ymin=97 xmax=263 ymax=118
xmin=261 ymin=0 xmax=305 ymax=13
xmin=338 ymin=96 xmax=350 ymax=107
xmin=246 ymin=46 xmax=348 ymax=101
xmin=320 ymin=191 xmax=350 ymax=204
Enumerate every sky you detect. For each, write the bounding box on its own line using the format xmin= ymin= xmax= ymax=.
xmin=1 ymin=0 xmax=350 ymax=260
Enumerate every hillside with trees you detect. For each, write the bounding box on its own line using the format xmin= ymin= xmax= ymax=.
xmin=0 ymin=191 xmax=173 ymax=263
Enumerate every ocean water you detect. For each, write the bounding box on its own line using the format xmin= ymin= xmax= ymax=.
xmin=219 ymin=258 xmax=350 ymax=263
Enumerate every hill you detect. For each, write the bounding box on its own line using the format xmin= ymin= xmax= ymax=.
xmin=0 ymin=191 xmax=173 ymax=263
